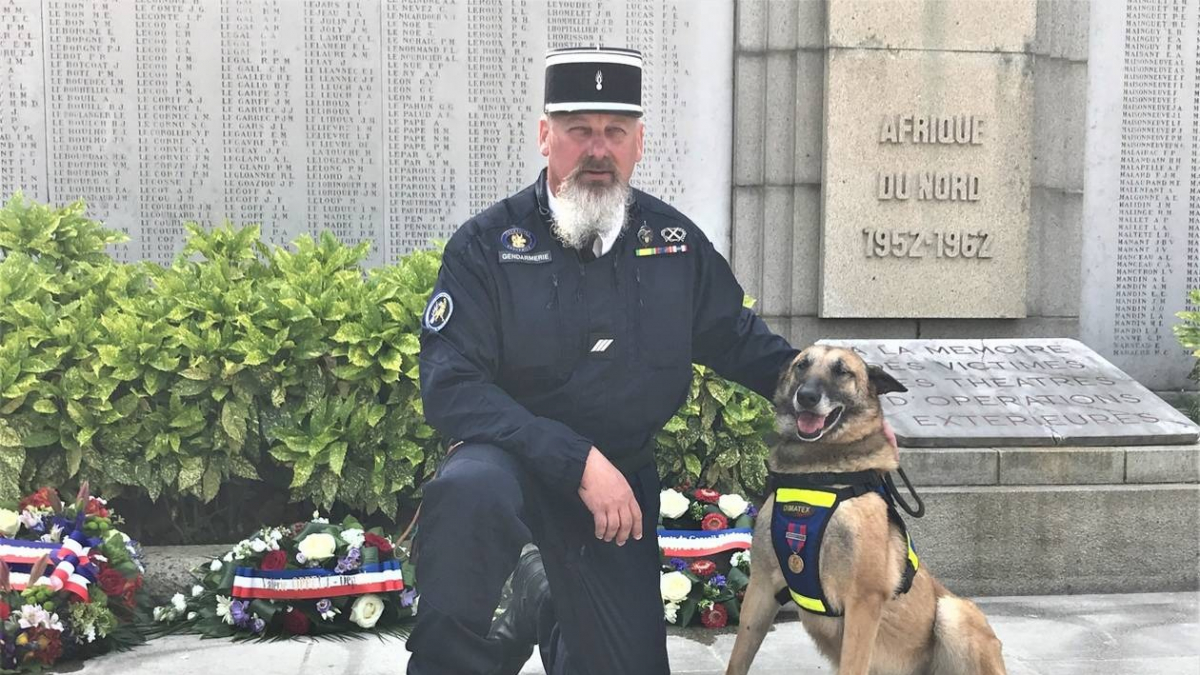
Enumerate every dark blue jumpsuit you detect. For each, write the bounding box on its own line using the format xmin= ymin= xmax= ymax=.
xmin=407 ymin=170 xmax=796 ymax=674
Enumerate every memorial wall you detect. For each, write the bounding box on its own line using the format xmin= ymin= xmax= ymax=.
xmin=1083 ymin=0 xmax=1200 ymax=390
xmin=0 ymin=0 xmax=733 ymax=267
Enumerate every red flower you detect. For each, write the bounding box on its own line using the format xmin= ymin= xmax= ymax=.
xmin=700 ymin=513 xmax=729 ymax=531
xmin=24 ymin=627 xmax=64 ymax=665
xmin=0 ymin=600 xmax=9 ymax=620
xmin=85 ymin=498 xmax=109 ymax=518
xmin=19 ymin=487 xmax=57 ymax=511
xmin=97 ymin=567 xmax=128 ymax=597
xmin=121 ymin=575 xmax=143 ymax=609
xmin=693 ymin=488 xmax=720 ymax=504
xmin=260 ymin=550 xmax=288 ymax=571
xmin=700 ymin=603 xmax=728 ymax=629
xmin=282 ymin=608 xmax=311 ymax=635
xmin=363 ymin=533 xmax=394 ymax=555
xmin=688 ymin=560 xmax=717 ymax=578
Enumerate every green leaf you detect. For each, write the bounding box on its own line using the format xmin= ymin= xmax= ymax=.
xmin=33 ymin=399 xmax=57 ymax=414
xmin=66 ymin=444 xmax=82 ymax=476
xmin=332 ymin=323 xmax=367 ymax=344
xmin=291 ymin=457 xmax=316 ymax=489
xmin=178 ymin=456 xmax=205 ymax=490
xmin=328 ymin=441 xmax=349 ymax=476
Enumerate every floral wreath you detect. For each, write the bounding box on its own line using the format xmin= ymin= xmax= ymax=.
xmin=154 ymin=513 xmax=415 ymax=639
xmin=1 ymin=485 xmax=149 ymax=672
xmin=657 ymin=486 xmax=758 ymax=629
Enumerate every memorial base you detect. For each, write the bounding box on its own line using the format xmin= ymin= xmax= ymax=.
xmin=900 ymin=444 xmax=1200 ymax=596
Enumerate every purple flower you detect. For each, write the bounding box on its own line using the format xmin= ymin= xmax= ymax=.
xmin=709 ymin=574 xmax=727 ymax=589
xmin=399 ymin=588 xmax=418 ymax=608
xmin=252 ymin=617 xmax=266 ymax=634
xmin=316 ymin=599 xmax=333 ymax=614
xmin=334 ymin=546 xmax=362 ymax=574
xmin=746 ymin=504 xmax=758 ymax=518
xmin=669 ymin=557 xmax=688 ymax=572
xmin=230 ymin=600 xmax=250 ymax=627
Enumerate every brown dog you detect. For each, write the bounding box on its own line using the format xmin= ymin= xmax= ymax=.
xmin=726 ymin=345 xmax=1006 ymax=675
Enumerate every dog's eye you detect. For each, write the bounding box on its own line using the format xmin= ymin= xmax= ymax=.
xmin=795 ymin=357 xmax=811 ymax=371
xmin=833 ymin=360 xmax=851 ymax=377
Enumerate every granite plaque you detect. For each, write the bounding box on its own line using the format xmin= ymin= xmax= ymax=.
xmin=822 ymin=338 xmax=1200 ymax=447
xmin=1081 ymin=0 xmax=1200 ymax=390
xmin=0 ymin=0 xmax=734 ymax=266
xmin=820 ymin=46 xmax=1034 ymax=318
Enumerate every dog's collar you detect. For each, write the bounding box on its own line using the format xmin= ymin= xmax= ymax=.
xmin=765 ymin=468 xmax=885 ymax=494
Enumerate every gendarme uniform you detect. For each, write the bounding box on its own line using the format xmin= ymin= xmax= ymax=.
xmin=407 ymin=47 xmax=796 ymax=675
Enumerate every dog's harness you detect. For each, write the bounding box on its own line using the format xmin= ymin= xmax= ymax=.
xmin=768 ymin=468 xmax=923 ymax=616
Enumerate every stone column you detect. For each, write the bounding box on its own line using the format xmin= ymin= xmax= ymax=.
xmin=732 ymin=0 xmax=1088 ymax=346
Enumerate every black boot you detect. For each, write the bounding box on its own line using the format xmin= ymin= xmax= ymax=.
xmin=488 ymin=545 xmax=552 ymax=675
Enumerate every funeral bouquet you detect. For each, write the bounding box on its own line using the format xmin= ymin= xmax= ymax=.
xmin=155 ymin=513 xmax=415 ymax=639
xmin=0 ymin=485 xmax=148 ymax=673
xmin=657 ymin=486 xmax=756 ymax=628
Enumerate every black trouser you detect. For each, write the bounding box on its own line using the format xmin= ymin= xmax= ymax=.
xmin=405 ymin=443 xmax=669 ymax=675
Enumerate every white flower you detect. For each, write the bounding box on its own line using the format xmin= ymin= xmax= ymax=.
xmin=340 ymin=528 xmax=365 ymax=548
xmin=172 ymin=593 xmax=187 ymax=612
xmin=660 ymin=571 xmax=692 ymax=603
xmin=297 ymin=533 xmax=337 ymax=561
xmin=83 ymin=624 xmax=97 ymax=643
xmin=17 ymin=509 xmax=43 ymax=530
xmin=730 ymin=550 xmax=752 ymax=569
xmin=187 ymin=612 xmax=197 ymax=621
xmin=349 ymin=594 xmax=385 ymax=629
xmin=215 ymin=595 xmax=234 ymax=625
xmin=222 ymin=552 xmax=233 ymax=562
xmin=659 ymin=489 xmax=690 ymax=519
xmin=16 ymin=604 xmax=64 ymax=631
xmin=0 ymin=508 xmax=19 ymax=536
xmin=39 ymin=524 xmax=63 ymax=544
xmin=210 ymin=559 xmax=223 ymax=572
xmin=250 ymin=538 xmax=268 ymax=553
xmin=718 ymin=494 xmax=750 ymax=519
xmin=192 ymin=584 xmax=204 ymax=597
xmin=663 ymin=601 xmax=680 ymax=624
xmin=311 ymin=510 xmax=329 ymax=524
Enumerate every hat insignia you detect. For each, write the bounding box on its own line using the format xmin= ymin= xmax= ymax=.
xmin=595 ymin=69 xmax=603 ymax=91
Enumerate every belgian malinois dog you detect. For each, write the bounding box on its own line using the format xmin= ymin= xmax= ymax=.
xmin=726 ymin=345 xmax=1006 ymax=675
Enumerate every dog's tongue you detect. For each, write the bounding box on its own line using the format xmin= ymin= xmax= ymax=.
xmin=796 ymin=412 xmax=825 ymax=435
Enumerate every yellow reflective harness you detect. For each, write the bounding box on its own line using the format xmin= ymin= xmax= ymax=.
xmin=768 ymin=469 xmax=921 ymax=617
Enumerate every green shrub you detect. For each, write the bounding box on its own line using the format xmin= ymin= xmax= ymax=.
xmin=1174 ymin=290 xmax=1200 ymax=423
xmin=0 ymin=193 xmax=776 ymax=528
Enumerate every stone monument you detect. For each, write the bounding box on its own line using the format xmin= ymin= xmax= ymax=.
xmin=1081 ymin=0 xmax=1200 ymax=390
xmin=819 ymin=0 xmax=1035 ymax=318
xmin=0 ymin=0 xmax=733 ymax=267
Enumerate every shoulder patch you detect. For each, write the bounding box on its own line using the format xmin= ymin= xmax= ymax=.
xmin=424 ymin=292 xmax=454 ymax=332
xmin=501 ymin=227 xmax=536 ymax=253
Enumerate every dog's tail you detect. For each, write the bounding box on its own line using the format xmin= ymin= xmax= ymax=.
xmin=929 ymin=596 xmax=1008 ymax=675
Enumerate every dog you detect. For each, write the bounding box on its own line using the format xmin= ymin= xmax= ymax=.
xmin=726 ymin=345 xmax=1006 ymax=675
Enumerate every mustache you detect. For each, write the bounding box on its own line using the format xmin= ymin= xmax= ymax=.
xmin=570 ymin=156 xmax=618 ymax=177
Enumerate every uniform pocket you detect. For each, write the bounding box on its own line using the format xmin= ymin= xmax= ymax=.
xmin=499 ymin=272 xmax=567 ymax=386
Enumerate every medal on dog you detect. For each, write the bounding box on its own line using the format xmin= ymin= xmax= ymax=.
xmin=788 ymin=553 xmax=804 ymax=574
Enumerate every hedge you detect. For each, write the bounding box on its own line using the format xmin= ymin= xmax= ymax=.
xmin=0 ymin=193 xmax=775 ymax=524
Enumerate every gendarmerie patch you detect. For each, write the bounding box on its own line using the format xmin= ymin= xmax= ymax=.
xmin=499 ymin=250 xmax=552 ymax=264
xmin=423 ymin=292 xmax=453 ymax=332
xmin=501 ymin=227 xmax=537 ymax=253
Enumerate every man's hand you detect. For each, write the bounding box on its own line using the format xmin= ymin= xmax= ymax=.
xmin=578 ymin=447 xmax=643 ymax=546
xmin=882 ymin=417 xmax=899 ymax=462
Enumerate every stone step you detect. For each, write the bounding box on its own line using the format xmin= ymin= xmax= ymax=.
xmin=901 ymin=443 xmax=1200 ymax=486
xmin=908 ymin=483 xmax=1199 ymax=596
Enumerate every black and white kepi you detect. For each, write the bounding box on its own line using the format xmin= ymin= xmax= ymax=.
xmin=544 ymin=47 xmax=643 ymax=117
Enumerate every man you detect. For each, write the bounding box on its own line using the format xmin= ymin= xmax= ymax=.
xmin=409 ymin=47 xmax=799 ymax=674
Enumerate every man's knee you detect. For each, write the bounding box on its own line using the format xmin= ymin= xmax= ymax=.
xmin=424 ymin=443 xmax=525 ymax=520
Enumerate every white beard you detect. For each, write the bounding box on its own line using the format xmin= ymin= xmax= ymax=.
xmin=551 ymin=173 xmax=631 ymax=252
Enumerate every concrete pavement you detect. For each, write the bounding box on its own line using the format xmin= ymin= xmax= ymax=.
xmin=72 ymin=592 xmax=1197 ymax=675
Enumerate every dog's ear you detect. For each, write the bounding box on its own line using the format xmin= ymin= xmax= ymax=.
xmin=867 ymin=364 xmax=907 ymax=395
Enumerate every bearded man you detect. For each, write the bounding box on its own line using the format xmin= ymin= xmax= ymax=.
xmin=408 ymin=47 xmax=799 ymax=674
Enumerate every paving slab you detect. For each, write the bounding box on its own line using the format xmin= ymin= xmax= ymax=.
xmin=69 ymin=592 xmax=1198 ymax=675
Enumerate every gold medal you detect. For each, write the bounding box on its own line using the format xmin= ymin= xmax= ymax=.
xmin=788 ymin=553 xmax=804 ymax=574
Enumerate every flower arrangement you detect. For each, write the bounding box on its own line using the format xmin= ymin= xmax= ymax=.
xmin=0 ymin=485 xmax=148 ymax=673
xmin=155 ymin=513 xmax=415 ymax=639
xmin=657 ymin=486 xmax=757 ymax=628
